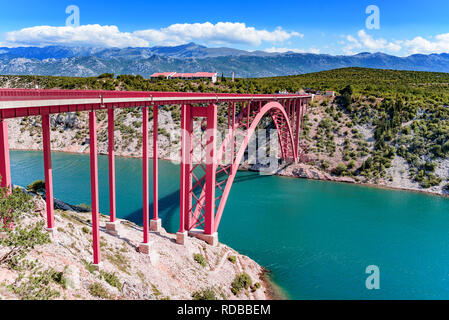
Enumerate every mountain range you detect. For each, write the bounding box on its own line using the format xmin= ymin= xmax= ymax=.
xmin=1 ymin=42 xmax=449 ymax=78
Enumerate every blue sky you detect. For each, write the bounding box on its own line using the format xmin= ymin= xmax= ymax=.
xmin=1 ymin=0 xmax=449 ymax=56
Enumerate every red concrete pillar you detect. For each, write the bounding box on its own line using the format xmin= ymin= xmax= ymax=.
xmin=141 ymin=107 xmax=150 ymax=247
xmin=231 ymin=102 xmax=236 ymax=168
xmin=150 ymin=105 xmax=161 ymax=232
xmin=177 ymin=104 xmax=192 ymax=245
xmin=41 ymin=114 xmax=55 ymax=230
xmin=108 ymin=108 xmax=116 ymax=222
xmin=105 ymin=107 xmax=118 ymax=236
xmin=204 ymin=103 xmax=217 ymax=236
xmin=294 ymin=100 xmax=301 ymax=161
xmin=0 ymin=120 xmax=11 ymax=192
xmin=89 ymin=111 xmax=101 ymax=267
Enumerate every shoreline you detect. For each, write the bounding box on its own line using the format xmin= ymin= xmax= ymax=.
xmin=275 ymin=169 xmax=449 ymax=199
xmin=11 ymin=146 xmax=449 ymax=199
xmin=259 ymin=268 xmax=289 ymax=300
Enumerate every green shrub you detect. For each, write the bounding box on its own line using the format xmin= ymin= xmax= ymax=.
xmin=100 ymin=271 xmax=122 ymax=291
xmin=26 ymin=180 xmax=46 ymax=194
xmin=89 ymin=282 xmax=110 ymax=299
xmin=228 ymin=255 xmax=236 ymax=264
xmin=81 ymin=259 xmax=98 ymax=274
xmin=0 ymin=186 xmax=34 ymax=232
xmin=9 ymin=269 xmax=61 ymax=300
xmin=332 ymin=163 xmax=348 ymax=176
xmin=192 ymin=287 xmax=217 ymax=300
xmin=0 ymin=221 xmax=51 ymax=270
xmin=50 ymin=269 xmax=67 ymax=289
xmin=193 ymin=253 xmax=207 ymax=267
xmin=231 ymin=273 xmax=252 ymax=295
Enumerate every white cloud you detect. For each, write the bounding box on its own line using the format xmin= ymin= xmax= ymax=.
xmin=342 ymin=30 xmax=401 ymax=55
xmin=2 ymin=22 xmax=303 ymax=48
xmin=134 ymin=22 xmax=302 ymax=46
xmin=403 ymin=33 xmax=449 ymax=54
xmin=265 ymin=47 xmax=320 ymax=54
xmin=3 ymin=24 xmax=149 ymax=48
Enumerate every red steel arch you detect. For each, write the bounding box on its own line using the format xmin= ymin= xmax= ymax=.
xmin=214 ymin=101 xmax=297 ymax=232
xmin=178 ymin=100 xmax=306 ymax=244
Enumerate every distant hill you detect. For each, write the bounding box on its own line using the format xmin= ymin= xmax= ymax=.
xmin=1 ymin=43 xmax=449 ymax=77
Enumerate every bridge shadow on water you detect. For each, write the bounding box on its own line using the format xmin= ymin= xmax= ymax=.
xmin=119 ymin=170 xmax=270 ymax=233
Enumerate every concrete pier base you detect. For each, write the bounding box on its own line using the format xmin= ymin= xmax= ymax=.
xmin=92 ymin=262 xmax=103 ymax=271
xmin=150 ymin=218 xmax=162 ymax=232
xmin=105 ymin=221 xmax=119 ymax=236
xmin=176 ymin=231 xmax=188 ymax=245
xmin=188 ymin=229 xmax=218 ymax=246
xmin=138 ymin=242 xmax=151 ymax=255
xmin=46 ymin=227 xmax=56 ymax=240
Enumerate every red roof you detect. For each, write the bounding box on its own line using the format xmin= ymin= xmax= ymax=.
xmin=172 ymin=73 xmax=195 ymax=78
xmin=150 ymin=72 xmax=175 ymax=77
xmin=194 ymin=72 xmax=217 ymax=77
xmin=151 ymin=72 xmax=217 ymax=79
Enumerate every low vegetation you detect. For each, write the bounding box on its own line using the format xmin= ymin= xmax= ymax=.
xmin=231 ymin=273 xmax=252 ymax=295
xmin=193 ymin=253 xmax=207 ymax=267
xmin=192 ymin=287 xmax=217 ymax=300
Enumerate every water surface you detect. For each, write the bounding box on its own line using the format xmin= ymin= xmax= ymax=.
xmin=10 ymin=150 xmax=449 ymax=299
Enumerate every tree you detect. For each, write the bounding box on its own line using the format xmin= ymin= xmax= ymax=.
xmin=338 ymin=85 xmax=353 ymax=108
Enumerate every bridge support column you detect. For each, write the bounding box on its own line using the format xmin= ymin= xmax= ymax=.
xmin=294 ymin=99 xmax=301 ymax=162
xmin=150 ymin=105 xmax=161 ymax=232
xmin=42 ymin=114 xmax=55 ymax=231
xmin=89 ymin=111 xmax=101 ymax=268
xmin=0 ymin=120 xmax=11 ymax=193
xmin=177 ymin=104 xmax=192 ymax=245
xmin=106 ymin=107 xmax=118 ymax=236
xmin=139 ymin=106 xmax=150 ymax=254
xmin=204 ymin=104 xmax=217 ymax=238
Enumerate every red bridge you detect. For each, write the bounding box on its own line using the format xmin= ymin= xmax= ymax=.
xmin=0 ymin=89 xmax=311 ymax=268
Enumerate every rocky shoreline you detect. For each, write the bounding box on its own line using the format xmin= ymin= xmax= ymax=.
xmin=11 ymin=143 xmax=449 ymax=199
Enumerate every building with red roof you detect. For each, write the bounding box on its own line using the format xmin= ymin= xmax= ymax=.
xmin=150 ymin=71 xmax=218 ymax=83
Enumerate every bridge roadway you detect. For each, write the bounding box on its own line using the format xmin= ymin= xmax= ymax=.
xmin=0 ymin=89 xmax=307 ymax=118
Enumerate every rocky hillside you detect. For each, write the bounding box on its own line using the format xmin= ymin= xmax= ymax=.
xmin=0 ymin=188 xmax=272 ymax=300
xmin=271 ymin=95 xmax=449 ymax=196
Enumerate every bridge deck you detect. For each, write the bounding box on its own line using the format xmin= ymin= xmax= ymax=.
xmin=0 ymin=89 xmax=310 ymax=119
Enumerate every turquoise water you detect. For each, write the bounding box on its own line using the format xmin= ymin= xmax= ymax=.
xmin=9 ymin=150 xmax=449 ymax=299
